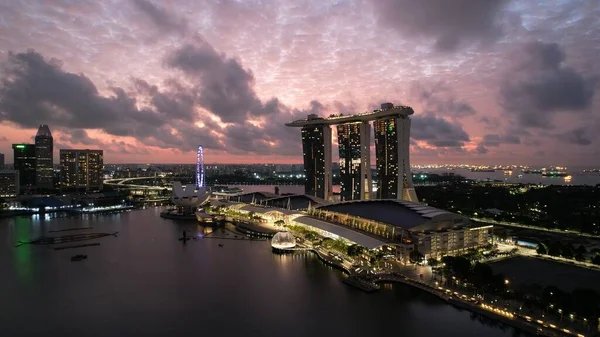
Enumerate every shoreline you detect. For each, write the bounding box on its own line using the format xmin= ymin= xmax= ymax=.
xmin=279 ymin=246 xmax=575 ymax=337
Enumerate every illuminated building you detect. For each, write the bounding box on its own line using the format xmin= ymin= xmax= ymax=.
xmin=374 ymin=104 xmax=418 ymax=202
xmin=337 ymin=122 xmax=371 ymax=201
xmin=301 ymin=117 xmax=332 ymax=201
xmin=12 ymin=143 xmax=36 ymax=193
xmin=0 ymin=170 xmax=19 ymax=197
xmin=35 ymin=125 xmax=54 ymax=190
xmin=195 ymin=145 xmax=205 ymax=188
xmin=59 ymin=149 xmax=104 ymax=191
xmin=286 ymin=103 xmax=416 ymax=202
xmin=271 ymin=231 xmax=297 ymax=250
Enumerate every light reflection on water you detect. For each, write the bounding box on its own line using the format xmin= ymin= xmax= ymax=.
xmin=1 ymin=208 xmax=531 ymax=337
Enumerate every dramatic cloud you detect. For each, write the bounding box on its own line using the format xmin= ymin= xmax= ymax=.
xmin=371 ymin=0 xmax=512 ymax=51
xmin=557 ymin=127 xmax=592 ymax=146
xmin=481 ymin=133 xmax=521 ymax=147
xmin=132 ymin=0 xmax=188 ymax=35
xmin=412 ymin=115 xmax=470 ymax=147
xmin=413 ymin=82 xmax=476 ymax=118
xmin=0 ymin=50 xmax=219 ymax=152
xmin=165 ymin=42 xmax=273 ymax=124
xmin=500 ymin=41 xmax=597 ymax=129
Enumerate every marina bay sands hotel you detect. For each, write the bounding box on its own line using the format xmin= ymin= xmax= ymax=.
xmin=286 ymin=102 xmax=418 ymax=203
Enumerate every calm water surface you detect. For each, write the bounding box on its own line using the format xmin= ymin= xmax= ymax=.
xmin=1 ymin=208 xmax=530 ymax=337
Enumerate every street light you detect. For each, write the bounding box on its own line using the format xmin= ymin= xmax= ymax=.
xmin=505 ymin=279 xmax=510 ymax=285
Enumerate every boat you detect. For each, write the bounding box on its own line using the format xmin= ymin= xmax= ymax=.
xmin=521 ymin=169 xmax=542 ymax=174
xmin=71 ymin=254 xmax=87 ymax=262
xmin=541 ymin=171 xmax=569 ymax=177
xmin=469 ymin=167 xmax=495 ymax=172
xmin=218 ymin=244 xmax=224 ymax=247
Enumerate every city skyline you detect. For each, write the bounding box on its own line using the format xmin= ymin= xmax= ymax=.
xmin=0 ymin=1 xmax=599 ymax=165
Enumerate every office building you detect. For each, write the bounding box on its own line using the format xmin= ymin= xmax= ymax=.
xmin=0 ymin=170 xmax=19 ymax=197
xmin=35 ymin=125 xmax=54 ymax=190
xmin=12 ymin=143 xmax=36 ymax=193
xmin=0 ymin=152 xmax=4 ymax=169
xmin=60 ymin=149 xmax=104 ymax=191
xmin=337 ymin=122 xmax=371 ymax=201
xmin=301 ymin=116 xmax=332 ymax=201
xmin=286 ymin=103 xmax=417 ymax=202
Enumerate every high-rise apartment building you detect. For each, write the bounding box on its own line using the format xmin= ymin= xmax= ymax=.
xmin=301 ymin=121 xmax=332 ymax=201
xmin=374 ymin=112 xmax=417 ymax=201
xmin=12 ymin=144 xmax=36 ymax=193
xmin=59 ymin=149 xmax=104 ymax=191
xmin=35 ymin=125 xmax=54 ymax=190
xmin=0 ymin=170 xmax=20 ymax=197
xmin=337 ymin=122 xmax=372 ymax=201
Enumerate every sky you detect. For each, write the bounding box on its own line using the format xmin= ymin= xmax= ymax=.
xmin=0 ymin=0 xmax=599 ymax=166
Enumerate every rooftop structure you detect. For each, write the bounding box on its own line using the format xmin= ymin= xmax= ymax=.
xmin=285 ymin=104 xmax=414 ymax=127
xmin=316 ymin=199 xmax=463 ymax=232
xmin=172 ymin=181 xmax=209 ymax=208
xmin=286 ymin=103 xmax=417 ymax=203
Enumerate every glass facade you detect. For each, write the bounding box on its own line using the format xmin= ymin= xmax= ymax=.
xmin=337 ymin=123 xmax=362 ymax=201
xmin=35 ymin=125 xmax=54 ymax=190
xmin=374 ymin=118 xmax=399 ymax=199
xmin=12 ymin=143 xmax=36 ymax=192
xmin=301 ymin=126 xmax=331 ymax=200
xmin=60 ymin=149 xmax=104 ymax=191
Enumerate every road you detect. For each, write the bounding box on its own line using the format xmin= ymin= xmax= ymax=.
xmin=471 ymin=217 xmax=600 ymax=240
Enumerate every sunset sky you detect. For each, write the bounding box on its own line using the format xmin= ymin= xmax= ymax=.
xmin=0 ymin=0 xmax=599 ymax=165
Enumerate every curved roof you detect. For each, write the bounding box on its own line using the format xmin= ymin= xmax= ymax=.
xmin=293 ymin=216 xmax=386 ymax=249
xmin=316 ymin=199 xmax=467 ymax=232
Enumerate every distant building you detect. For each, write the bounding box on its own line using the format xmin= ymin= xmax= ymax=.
xmin=59 ymin=149 xmax=104 ymax=191
xmin=0 ymin=170 xmax=20 ymax=198
xmin=0 ymin=152 xmax=4 ymax=169
xmin=12 ymin=143 xmax=36 ymax=193
xmin=301 ymin=125 xmax=332 ymax=201
xmin=337 ymin=122 xmax=372 ymax=201
xmin=35 ymin=125 xmax=54 ymax=190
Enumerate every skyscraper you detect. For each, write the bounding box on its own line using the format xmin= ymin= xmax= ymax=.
xmin=0 ymin=170 xmax=19 ymax=197
xmin=35 ymin=125 xmax=54 ymax=190
xmin=301 ymin=123 xmax=332 ymax=201
xmin=0 ymin=152 xmax=4 ymax=169
xmin=59 ymin=149 xmax=104 ymax=191
xmin=12 ymin=143 xmax=36 ymax=193
xmin=337 ymin=122 xmax=372 ymax=201
xmin=287 ymin=102 xmax=416 ymax=202
xmin=374 ymin=106 xmax=417 ymax=201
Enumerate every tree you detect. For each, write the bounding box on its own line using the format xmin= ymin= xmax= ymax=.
xmin=575 ymin=244 xmax=587 ymax=255
xmin=427 ymin=258 xmax=439 ymax=269
xmin=409 ymin=250 xmax=424 ymax=265
xmin=575 ymin=253 xmax=585 ymax=262
xmin=548 ymin=242 xmax=562 ymax=256
xmin=592 ymin=254 xmax=600 ymax=265
xmin=561 ymin=244 xmax=574 ymax=259
xmin=536 ymin=244 xmax=547 ymax=255
xmin=347 ymin=244 xmax=364 ymax=256
xmin=274 ymin=220 xmax=285 ymax=227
